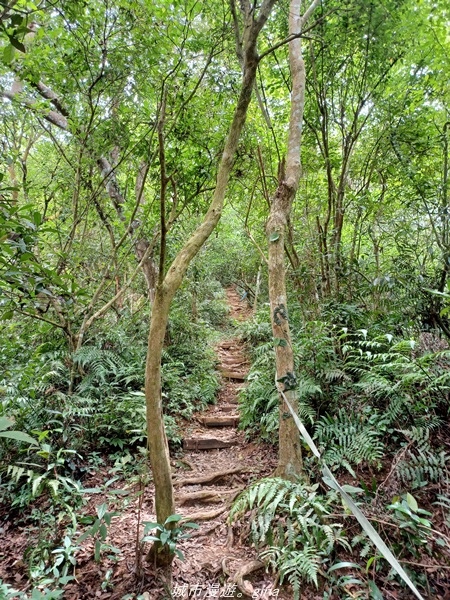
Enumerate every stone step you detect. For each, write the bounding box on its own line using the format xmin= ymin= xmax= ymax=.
xmin=221 ymin=405 xmax=238 ymax=412
xmin=183 ymin=437 xmax=236 ymax=450
xmin=198 ymin=415 xmax=239 ymax=428
xmin=227 ymin=397 xmax=239 ymax=404
xmin=220 ymin=360 xmax=248 ymax=368
xmin=218 ymin=366 xmax=247 ymax=380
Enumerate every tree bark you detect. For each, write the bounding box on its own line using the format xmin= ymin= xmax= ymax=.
xmin=266 ymin=0 xmax=319 ymax=479
xmin=145 ymin=0 xmax=278 ymax=565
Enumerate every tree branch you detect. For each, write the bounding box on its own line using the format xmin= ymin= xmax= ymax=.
xmin=258 ymin=10 xmax=332 ymax=61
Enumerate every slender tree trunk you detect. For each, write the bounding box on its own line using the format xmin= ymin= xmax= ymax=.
xmin=266 ymin=0 xmax=319 ymax=479
xmin=253 ymin=261 xmax=263 ymax=311
xmin=145 ymin=285 xmax=173 ymax=565
xmin=145 ymin=0 xmax=278 ymax=565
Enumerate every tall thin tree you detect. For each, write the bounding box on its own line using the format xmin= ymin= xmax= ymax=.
xmin=266 ymin=0 xmax=320 ymax=478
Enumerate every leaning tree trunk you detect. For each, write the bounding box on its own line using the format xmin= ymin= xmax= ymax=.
xmin=266 ymin=0 xmax=320 ymax=479
xmin=145 ymin=0 xmax=278 ymax=566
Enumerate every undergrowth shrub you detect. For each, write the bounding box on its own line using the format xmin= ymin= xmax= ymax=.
xmin=0 ymin=283 xmax=221 ymax=514
xmin=314 ymin=408 xmax=385 ymax=476
xmin=239 ymin=312 xmax=450 ymax=482
xmin=230 ymin=478 xmax=350 ymax=599
xmin=162 ymin=298 xmax=220 ymax=418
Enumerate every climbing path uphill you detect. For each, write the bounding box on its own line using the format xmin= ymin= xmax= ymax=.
xmin=183 ymin=289 xmax=251 ymax=451
xmin=182 ymin=287 xmax=250 ymax=452
xmin=59 ymin=286 xmax=285 ymax=599
xmin=169 ymin=287 xmax=283 ymax=599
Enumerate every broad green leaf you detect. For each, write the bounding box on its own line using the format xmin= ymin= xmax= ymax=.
xmin=182 ymin=522 xmax=199 ymax=529
xmin=340 ymin=485 xmax=364 ymax=494
xmin=0 ymin=311 xmax=14 ymax=320
xmin=90 ymin=518 xmax=101 ymax=536
xmin=160 ymin=531 xmax=169 ymax=545
xmin=94 ymin=540 xmax=101 ymax=562
xmin=32 ymin=474 xmax=44 ymax=496
xmin=164 ymin=514 xmax=183 ymax=524
xmin=78 ymin=530 xmax=92 ymax=543
xmin=47 ymin=479 xmax=60 ymax=496
xmin=3 ymin=44 xmax=15 ymax=64
xmin=9 ymin=36 xmax=26 ymax=53
xmin=0 ymin=430 xmax=38 ymax=445
xmin=366 ymin=555 xmax=382 ymax=571
xmin=328 ymin=561 xmax=361 ymax=573
xmin=406 ymin=493 xmax=418 ymax=512
xmin=368 ymin=580 xmax=384 ymax=599
xmin=174 ymin=548 xmax=185 ymax=560
xmin=0 ymin=417 xmax=14 ymax=430
xmin=96 ymin=503 xmax=107 ymax=520
xmin=143 ymin=521 xmax=160 ymax=533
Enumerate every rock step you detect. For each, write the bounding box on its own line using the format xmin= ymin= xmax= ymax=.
xmin=198 ymin=415 xmax=239 ymax=428
xmin=218 ymin=367 xmax=247 ymax=380
xmin=183 ymin=437 xmax=237 ymax=450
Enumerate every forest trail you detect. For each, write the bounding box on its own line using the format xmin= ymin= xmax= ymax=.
xmin=183 ymin=287 xmax=251 ymax=451
xmin=1 ymin=288 xmax=281 ymax=600
xmin=168 ymin=287 xmax=280 ymax=598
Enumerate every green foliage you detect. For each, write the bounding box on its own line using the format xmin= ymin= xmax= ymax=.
xmin=142 ymin=514 xmax=199 ymax=561
xmin=231 ymin=478 xmax=349 ymax=598
xmin=0 ymin=416 xmax=38 ymax=446
xmin=0 ymin=579 xmax=64 ymax=599
xmin=240 ymin=316 xmax=450 ymax=486
xmin=237 ymin=310 xmax=273 ymax=346
xmin=162 ymin=296 xmax=220 ymax=418
xmin=314 ymin=408 xmax=385 ymax=476
xmin=77 ymin=503 xmax=120 ymax=562
xmin=386 ymin=493 xmax=435 ymax=556
xmin=396 ymin=428 xmax=449 ymax=489
xmin=74 ymin=346 xmax=137 ymax=396
xmin=239 ymin=344 xmax=279 ymax=440
xmin=0 ymin=0 xmax=449 ymax=596
xmin=5 ymin=440 xmax=82 ymax=512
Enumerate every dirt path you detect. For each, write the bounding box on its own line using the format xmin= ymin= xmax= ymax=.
xmin=168 ymin=287 xmax=280 ymax=598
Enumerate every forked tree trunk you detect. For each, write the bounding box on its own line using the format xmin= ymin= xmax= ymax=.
xmin=266 ymin=0 xmax=319 ymax=479
xmin=145 ymin=0 xmax=278 ymax=565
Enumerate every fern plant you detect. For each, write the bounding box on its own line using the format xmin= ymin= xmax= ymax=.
xmin=314 ymin=408 xmax=385 ymax=476
xmin=230 ymin=478 xmax=350 ymax=599
xmin=396 ymin=427 xmax=449 ymax=488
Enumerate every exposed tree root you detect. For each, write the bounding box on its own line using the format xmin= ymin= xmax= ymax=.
xmin=190 ymin=521 xmax=223 ymax=539
xmin=177 ymin=487 xmax=243 ymax=505
xmin=226 ymin=524 xmax=234 ymax=548
xmin=174 ymin=458 xmax=195 ymax=470
xmin=173 ymin=466 xmax=245 ymax=487
xmin=222 ymin=558 xmax=265 ymax=597
xmin=181 ymin=507 xmax=226 ymax=523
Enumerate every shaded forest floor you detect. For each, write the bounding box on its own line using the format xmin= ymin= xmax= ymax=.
xmin=0 ymin=288 xmax=288 ymax=599
xmin=2 ymin=288 xmax=450 ymax=599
